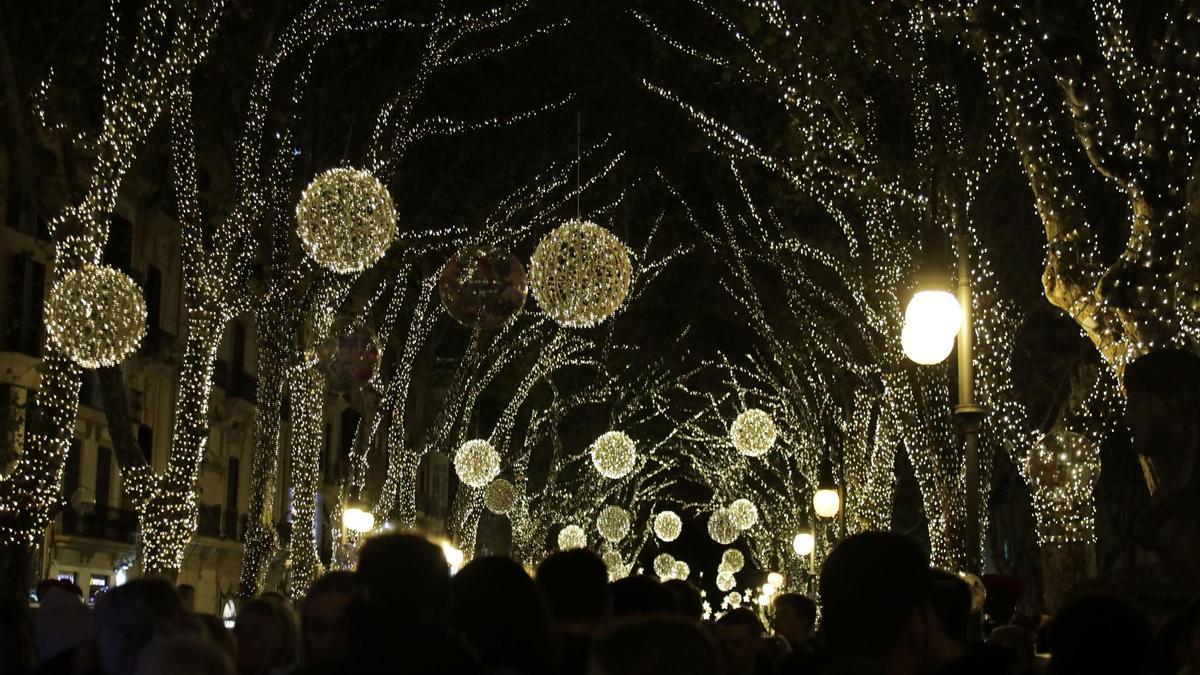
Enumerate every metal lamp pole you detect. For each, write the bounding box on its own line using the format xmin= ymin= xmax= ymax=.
xmin=954 ymin=227 xmax=985 ymax=574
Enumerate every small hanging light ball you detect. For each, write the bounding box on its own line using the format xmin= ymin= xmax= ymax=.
xmin=454 ymin=439 xmax=500 ymax=488
xmin=557 ymin=524 xmax=587 ymax=551
xmin=728 ymin=499 xmax=759 ymax=531
xmin=653 ymin=510 xmax=683 ymax=542
xmin=707 ymin=509 xmax=739 ymax=545
xmin=296 ymin=167 xmax=397 ymax=274
xmin=729 ymin=408 xmax=777 ymax=457
xmin=672 ymin=560 xmax=691 ymax=581
xmin=653 ymin=553 xmax=677 ymax=578
xmin=45 ymin=264 xmax=147 ymax=369
xmin=529 ymin=219 xmax=632 ymax=328
xmin=716 ymin=571 xmax=737 ymax=592
xmin=597 ymin=505 xmax=631 ymax=542
xmin=484 ymin=478 xmax=516 ymax=514
xmin=590 ymin=431 xmax=638 ymax=479
xmin=720 ymin=548 xmax=745 ymax=574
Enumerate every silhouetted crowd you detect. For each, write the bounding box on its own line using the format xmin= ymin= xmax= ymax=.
xmin=3 ymin=531 xmax=1199 ymax=675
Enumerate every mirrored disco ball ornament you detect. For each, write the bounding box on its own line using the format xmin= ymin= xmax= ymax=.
xmin=597 ymin=505 xmax=631 ymax=542
xmin=728 ymin=499 xmax=759 ymax=530
xmin=653 ymin=511 xmax=682 ymax=542
xmin=296 ymin=167 xmax=397 ymax=274
xmin=716 ymin=571 xmax=736 ymax=592
xmin=707 ymin=508 xmax=739 ymax=545
xmin=529 ymin=219 xmax=632 ymax=328
xmin=590 ymin=431 xmax=637 ymax=479
xmin=318 ymin=318 xmax=381 ymax=394
xmin=454 ymin=439 xmax=500 ymax=488
xmin=720 ymin=548 xmax=745 ymax=574
xmin=438 ymin=245 xmax=528 ymax=330
xmin=484 ymin=478 xmax=516 ymax=515
xmin=557 ymin=524 xmax=587 ymax=551
xmin=729 ymin=408 xmax=777 ymax=457
xmin=653 ymin=553 xmax=677 ymax=578
xmin=45 ymin=264 xmax=147 ymax=368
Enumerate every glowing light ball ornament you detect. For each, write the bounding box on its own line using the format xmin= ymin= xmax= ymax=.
xmin=707 ymin=508 xmax=739 ymax=545
xmin=729 ymin=409 xmax=777 ymax=457
xmin=484 ymin=478 xmax=516 ymax=515
xmin=590 ymin=431 xmax=637 ymax=479
xmin=296 ymin=167 xmax=397 ymax=274
xmin=653 ymin=553 xmax=677 ymax=578
xmin=45 ymin=264 xmax=147 ymax=368
xmin=557 ymin=525 xmax=587 ymax=551
xmin=728 ymin=499 xmax=759 ymax=530
xmin=597 ymin=505 xmax=631 ymax=542
xmin=726 ymin=592 xmax=743 ymax=608
xmin=438 ymin=246 xmax=528 ymax=330
xmin=720 ymin=549 xmax=745 ymax=574
xmin=529 ymin=219 xmax=632 ymax=327
xmin=454 ymin=439 xmax=500 ymax=488
xmin=672 ymin=560 xmax=691 ymax=580
xmin=717 ymin=571 xmax=736 ymax=592
xmin=901 ymin=290 xmax=962 ymax=365
xmin=653 ymin=511 xmax=682 ymax=542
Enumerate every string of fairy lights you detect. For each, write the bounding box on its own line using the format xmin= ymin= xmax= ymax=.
xmin=7 ymin=0 xmax=1174 ymax=606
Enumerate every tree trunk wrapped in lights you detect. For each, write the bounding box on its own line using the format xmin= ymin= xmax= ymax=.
xmin=285 ymin=362 xmax=327 ymax=600
xmin=239 ymin=332 xmax=287 ymax=598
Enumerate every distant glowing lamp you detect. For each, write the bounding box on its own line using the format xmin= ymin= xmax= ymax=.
xmin=901 ymin=290 xmax=962 ymax=365
xmin=793 ymin=532 xmax=815 ymax=556
xmin=342 ymin=502 xmax=375 ymax=533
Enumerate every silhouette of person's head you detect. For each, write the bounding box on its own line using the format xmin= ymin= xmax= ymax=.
xmin=355 ymin=533 xmax=451 ymax=625
xmin=819 ymin=532 xmax=932 ymax=674
xmin=662 ymin=579 xmax=703 ymax=621
xmin=610 ymin=576 xmax=675 ymax=619
xmin=715 ymin=607 xmax=765 ymax=675
xmin=95 ymin=578 xmax=186 ymax=675
xmin=772 ymin=593 xmax=817 ymax=647
xmin=233 ymin=595 xmax=297 ymax=675
xmin=1049 ymin=594 xmax=1151 ymax=675
xmin=299 ymin=571 xmax=357 ymax=666
xmin=450 ymin=556 xmax=552 ymax=675
xmin=590 ymin=616 xmax=723 ymax=675
xmin=928 ymin=571 xmax=971 ymax=646
xmin=536 ymin=548 xmax=610 ymax=632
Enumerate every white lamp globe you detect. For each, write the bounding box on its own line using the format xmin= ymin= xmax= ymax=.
xmin=901 ymin=290 xmax=961 ymax=364
xmin=793 ymin=532 xmax=815 ymax=556
xmin=813 ymin=488 xmax=841 ymax=519
xmin=342 ymin=504 xmax=375 ymax=533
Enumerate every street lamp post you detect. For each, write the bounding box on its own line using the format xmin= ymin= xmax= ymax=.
xmin=902 ymin=225 xmax=986 ymax=574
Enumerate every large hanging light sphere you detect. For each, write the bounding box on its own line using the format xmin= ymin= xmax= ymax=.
xmin=653 ymin=553 xmax=677 ymax=578
xmin=901 ymin=290 xmax=961 ymax=365
xmin=728 ymin=499 xmax=759 ymax=530
xmin=438 ymin=245 xmax=528 ymax=330
xmin=484 ymin=478 xmax=516 ymax=514
xmin=317 ymin=317 xmax=382 ymax=395
xmin=296 ymin=167 xmax=397 ymax=274
xmin=672 ymin=560 xmax=691 ymax=581
xmin=45 ymin=264 xmax=147 ymax=369
xmin=529 ymin=219 xmax=632 ymax=328
xmin=716 ymin=571 xmax=736 ymax=592
xmin=557 ymin=525 xmax=587 ymax=551
xmin=707 ymin=509 xmax=739 ymax=545
xmin=793 ymin=532 xmax=815 ymax=556
xmin=454 ymin=439 xmax=500 ymax=488
xmin=813 ymin=488 xmax=841 ymax=519
xmin=720 ymin=548 xmax=745 ymax=574
xmin=590 ymin=431 xmax=637 ymax=479
xmin=597 ymin=505 xmax=631 ymax=542
xmin=729 ymin=409 xmax=777 ymax=457
xmin=653 ymin=511 xmax=682 ymax=542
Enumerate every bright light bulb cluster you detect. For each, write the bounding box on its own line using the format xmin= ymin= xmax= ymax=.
xmin=295 ymin=167 xmax=397 ymax=274
xmin=454 ymin=439 xmax=501 ymax=488
xmin=44 ymin=264 xmax=147 ymax=369
xmin=653 ymin=510 xmax=682 ymax=542
xmin=597 ymin=505 xmax=632 ymax=542
xmin=729 ymin=408 xmax=777 ymax=457
xmin=590 ymin=431 xmax=638 ymax=479
xmin=557 ymin=524 xmax=587 ymax=551
xmin=530 ymin=219 xmax=633 ymax=328
xmin=1027 ymin=431 xmax=1101 ymax=545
